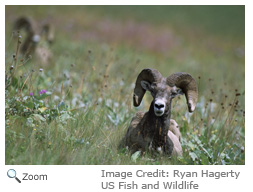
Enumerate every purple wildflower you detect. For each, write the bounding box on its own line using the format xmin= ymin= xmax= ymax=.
xmin=29 ymin=92 xmax=34 ymax=96
xmin=39 ymin=89 xmax=47 ymax=94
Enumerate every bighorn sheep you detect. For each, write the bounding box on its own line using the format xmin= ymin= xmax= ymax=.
xmin=13 ymin=16 xmax=54 ymax=64
xmin=119 ymin=68 xmax=198 ymax=156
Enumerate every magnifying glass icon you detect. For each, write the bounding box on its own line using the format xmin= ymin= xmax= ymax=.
xmin=7 ymin=169 xmax=21 ymax=183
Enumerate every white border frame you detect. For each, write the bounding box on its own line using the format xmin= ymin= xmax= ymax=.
xmin=1 ymin=1 xmax=251 ymax=191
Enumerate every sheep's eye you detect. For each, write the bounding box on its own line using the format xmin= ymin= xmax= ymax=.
xmin=150 ymin=88 xmax=157 ymax=97
xmin=150 ymin=84 xmax=156 ymax=90
xmin=171 ymin=91 xmax=177 ymax=98
xmin=150 ymin=85 xmax=157 ymax=92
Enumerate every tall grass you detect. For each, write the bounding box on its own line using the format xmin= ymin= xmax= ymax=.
xmin=5 ymin=6 xmax=244 ymax=165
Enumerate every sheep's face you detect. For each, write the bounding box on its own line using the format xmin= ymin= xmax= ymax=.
xmin=141 ymin=81 xmax=183 ymax=116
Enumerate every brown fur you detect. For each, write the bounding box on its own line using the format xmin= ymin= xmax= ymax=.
xmin=119 ymin=68 xmax=198 ymax=157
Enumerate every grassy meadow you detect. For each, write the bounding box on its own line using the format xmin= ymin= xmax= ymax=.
xmin=5 ymin=6 xmax=245 ymax=165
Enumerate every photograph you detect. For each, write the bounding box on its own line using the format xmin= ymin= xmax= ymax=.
xmin=5 ymin=5 xmax=245 ymax=165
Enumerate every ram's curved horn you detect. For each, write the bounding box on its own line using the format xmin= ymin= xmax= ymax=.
xmin=13 ymin=17 xmax=35 ymax=34
xmin=167 ymin=72 xmax=198 ymax=112
xmin=133 ymin=68 xmax=163 ymax=107
xmin=13 ymin=17 xmax=38 ymax=54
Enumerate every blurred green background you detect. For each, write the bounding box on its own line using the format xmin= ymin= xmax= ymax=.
xmin=6 ymin=5 xmax=245 ymax=37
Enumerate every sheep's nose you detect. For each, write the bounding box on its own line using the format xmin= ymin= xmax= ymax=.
xmin=154 ymin=99 xmax=166 ymax=116
xmin=155 ymin=103 xmax=164 ymax=109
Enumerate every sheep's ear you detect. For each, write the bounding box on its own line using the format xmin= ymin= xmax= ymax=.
xmin=176 ymin=87 xmax=184 ymax=95
xmin=141 ymin=80 xmax=151 ymax=91
xmin=171 ymin=86 xmax=184 ymax=98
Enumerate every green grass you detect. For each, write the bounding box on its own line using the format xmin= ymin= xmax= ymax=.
xmin=5 ymin=5 xmax=245 ymax=165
